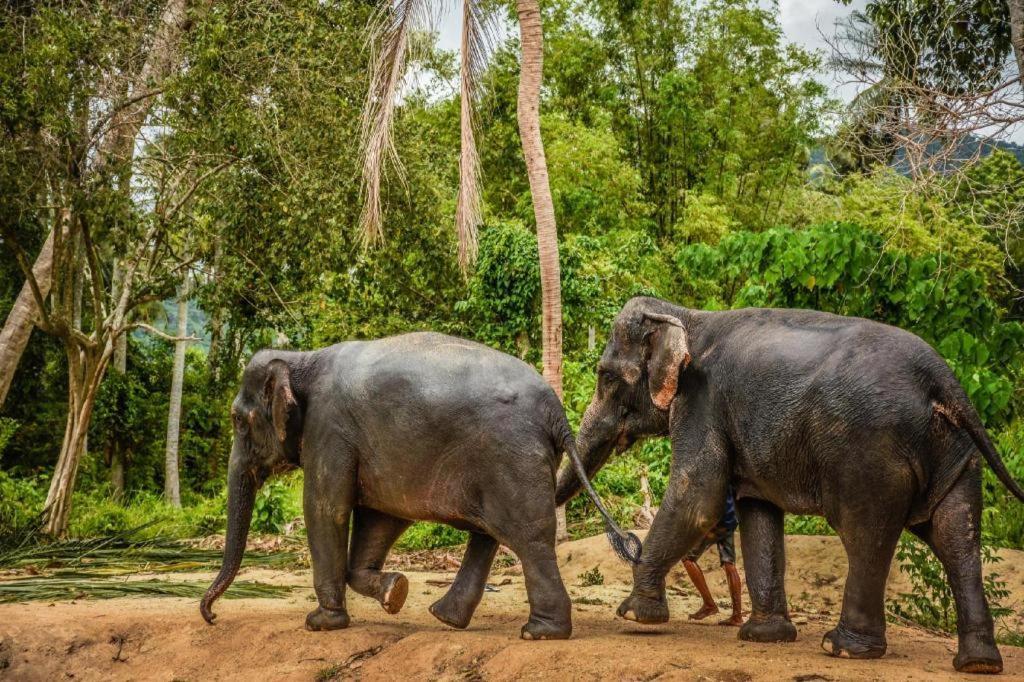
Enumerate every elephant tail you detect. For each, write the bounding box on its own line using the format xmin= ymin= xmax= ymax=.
xmin=934 ymin=398 xmax=1024 ymax=503
xmin=558 ymin=427 xmax=642 ymax=564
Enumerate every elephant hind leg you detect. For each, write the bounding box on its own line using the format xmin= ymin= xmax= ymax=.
xmin=822 ymin=471 xmax=910 ymax=660
xmin=429 ymin=531 xmax=499 ymax=629
xmin=348 ymin=507 xmax=412 ymax=614
xmin=910 ymin=460 xmax=1002 ymax=674
xmin=737 ymin=497 xmax=797 ymax=643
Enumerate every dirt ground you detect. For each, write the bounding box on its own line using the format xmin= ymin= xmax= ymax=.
xmin=2 ymin=533 xmax=1024 ymax=681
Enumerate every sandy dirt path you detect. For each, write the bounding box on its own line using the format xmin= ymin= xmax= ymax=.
xmin=2 ymin=534 xmax=1023 ymax=681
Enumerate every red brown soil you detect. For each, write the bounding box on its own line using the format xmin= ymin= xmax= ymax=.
xmin=2 ymin=534 xmax=1023 ymax=681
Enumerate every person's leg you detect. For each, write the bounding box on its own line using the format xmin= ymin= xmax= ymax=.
xmin=717 ymin=532 xmax=743 ymax=626
xmin=684 ymin=558 xmax=719 ymax=620
xmin=720 ymin=562 xmax=744 ymax=626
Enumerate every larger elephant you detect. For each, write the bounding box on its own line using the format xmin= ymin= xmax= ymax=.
xmin=556 ymin=296 xmax=1024 ymax=673
xmin=200 ymin=332 xmax=636 ymax=640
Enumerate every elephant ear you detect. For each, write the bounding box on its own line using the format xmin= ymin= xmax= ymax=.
xmin=643 ymin=312 xmax=691 ymax=411
xmin=263 ymin=359 xmax=297 ymax=442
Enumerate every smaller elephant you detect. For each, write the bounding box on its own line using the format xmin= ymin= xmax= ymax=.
xmin=558 ymin=296 xmax=1024 ymax=673
xmin=200 ymin=332 xmax=638 ymax=640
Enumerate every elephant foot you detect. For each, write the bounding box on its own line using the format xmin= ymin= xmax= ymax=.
xmin=428 ymin=592 xmax=473 ymax=630
xmin=520 ymin=617 xmax=572 ymax=641
xmin=738 ymin=614 xmax=797 ymax=643
xmin=616 ymin=592 xmax=669 ymax=624
xmin=954 ymin=631 xmax=1003 ymax=674
xmin=820 ymin=623 xmax=885 ymax=659
xmin=380 ymin=572 xmax=408 ymax=615
xmin=305 ymin=606 xmax=350 ymax=631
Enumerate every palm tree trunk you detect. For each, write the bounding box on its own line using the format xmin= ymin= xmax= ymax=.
xmin=516 ymin=0 xmax=566 ymax=539
xmin=1010 ymin=0 xmax=1024 ymax=86
xmin=516 ymin=0 xmax=562 ymax=398
xmin=164 ymin=279 xmax=190 ymax=507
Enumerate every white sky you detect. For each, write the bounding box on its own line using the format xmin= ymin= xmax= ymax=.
xmin=435 ymin=0 xmax=868 ymax=101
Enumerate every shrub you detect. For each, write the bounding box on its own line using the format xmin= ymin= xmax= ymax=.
xmin=577 ymin=566 xmax=604 ymax=587
xmin=394 ymin=522 xmax=467 ymax=551
xmin=252 ymin=478 xmax=294 ymax=535
xmin=888 ymin=533 xmax=1011 ymax=632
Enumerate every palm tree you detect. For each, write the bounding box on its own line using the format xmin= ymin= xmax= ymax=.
xmin=359 ymin=0 xmax=563 ymax=396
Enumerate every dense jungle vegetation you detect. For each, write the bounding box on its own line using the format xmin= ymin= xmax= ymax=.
xmin=1 ymin=0 xmax=1022 ymax=573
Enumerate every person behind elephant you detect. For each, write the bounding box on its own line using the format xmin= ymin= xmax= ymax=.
xmin=556 ymin=296 xmax=1024 ymax=674
xmin=682 ymin=488 xmax=743 ymax=627
xmin=199 ymin=332 xmax=640 ymax=641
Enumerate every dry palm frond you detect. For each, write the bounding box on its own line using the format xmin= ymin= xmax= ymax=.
xmin=359 ymin=0 xmax=435 ymax=247
xmin=0 ymin=573 xmax=295 ymax=603
xmin=454 ymin=0 xmax=496 ymax=271
xmin=360 ymin=0 xmax=496 ymax=267
xmin=0 ymin=531 xmax=300 ymax=572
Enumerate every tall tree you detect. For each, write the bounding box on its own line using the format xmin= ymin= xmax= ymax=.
xmin=0 ymin=0 xmax=198 ymax=413
xmin=0 ymin=0 xmax=221 ymax=535
xmin=516 ymin=0 xmax=563 ymax=398
xmin=164 ymin=278 xmax=191 ymax=508
xmin=359 ymin=0 xmax=564 ymax=393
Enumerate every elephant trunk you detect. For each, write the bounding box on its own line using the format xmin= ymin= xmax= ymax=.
xmin=555 ymin=404 xmax=615 ymax=507
xmin=200 ymin=463 xmax=257 ymax=624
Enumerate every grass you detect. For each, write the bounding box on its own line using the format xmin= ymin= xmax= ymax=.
xmin=577 ymin=566 xmax=604 ymax=587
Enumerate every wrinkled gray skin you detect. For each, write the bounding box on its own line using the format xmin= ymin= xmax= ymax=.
xmin=556 ymin=296 xmax=1024 ymax=674
xmin=200 ymin=332 xmax=629 ymax=640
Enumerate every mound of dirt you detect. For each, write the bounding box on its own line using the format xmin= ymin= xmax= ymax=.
xmin=1 ymin=534 xmax=1022 ymax=680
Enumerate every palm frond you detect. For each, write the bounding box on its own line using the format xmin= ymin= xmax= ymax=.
xmin=454 ymin=0 xmax=496 ymax=271
xmin=0 ymin=574 xmax=295 ymax=603
xmin=359 ymin=0 xmax=434 ymax=247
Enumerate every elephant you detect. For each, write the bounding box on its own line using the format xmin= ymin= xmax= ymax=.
xmin=555 ymin=296 xmax=1024 ymax=673
xmin=200 ymin=332 xmax=638 ymax=640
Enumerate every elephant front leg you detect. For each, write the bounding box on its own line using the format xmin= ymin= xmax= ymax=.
xmin=618 ymin=429 xmax=729 ymax=625
xmin=304 ymin=476 xmax=354 ymax=631
xmin=429 ymin=532 xmax=499 ymax=629
xmin=736 ymin=497 xmax=797 ymax=643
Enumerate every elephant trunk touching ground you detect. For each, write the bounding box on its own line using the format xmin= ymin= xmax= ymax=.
xmin=200 ymin=460 xmax=258 ymax=623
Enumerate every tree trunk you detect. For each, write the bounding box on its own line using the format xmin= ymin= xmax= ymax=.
xmin=38 ymin=0 xmax=202 ymax=535
xmin=43 ymin=346 xmax=109 ymax=536
xmin=164 ymin=280 xmax=190 ymax=507
xmin=0 ymin=226 xmax=58 ymax=408
xmin=1011 ymin=0 xmax=1024 ymax=86
xmin=516 ymin=0 xmax=566 ymax=540
xmin=109 ymin=262 xmax=128 ymax=498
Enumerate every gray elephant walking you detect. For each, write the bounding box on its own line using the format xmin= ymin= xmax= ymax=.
xmin=557 ymin=296 xmax=1024 ymax=674
xmin=200 ymin=332 xmax=636 ymax=640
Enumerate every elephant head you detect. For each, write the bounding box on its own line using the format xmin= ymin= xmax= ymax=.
xmin=200 ymin=352 xmax=303 ymax=624
xmin=556 ymin=297 xmax=691 ymax=505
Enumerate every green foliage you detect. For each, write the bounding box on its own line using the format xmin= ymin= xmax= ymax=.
xmin=675 ymin=221 xmax=1024 ymax=428
xmin=68 ymin=491 xmax=230 ymax=540
xmin=577 ymin=566 xmax=605 ymax=586
xmin=888 ymin=533 xmax=1011 ymax=632
xmin=0 ymin=419 xmax=16 ymax=459
xmin=394 ymin=523 xmax=468 ymax=551
xmin=252 ymin=478 xmax=299 ymax=535
xmin=0 ymin=470 xmax=45 ymax=542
